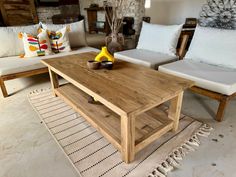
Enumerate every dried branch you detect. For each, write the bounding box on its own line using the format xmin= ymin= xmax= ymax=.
xmin=104 ymin=0 xmax=132 ymax=34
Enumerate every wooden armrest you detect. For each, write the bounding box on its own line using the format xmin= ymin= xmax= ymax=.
xmin=177 ymin=34 xmax=189 ymax=60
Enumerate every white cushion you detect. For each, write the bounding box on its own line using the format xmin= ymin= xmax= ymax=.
xmin=0 ymin=47 xmax=99 ymax=76
xmin=185 ymin=25 xmax=236 ymax=70
xmin=0 ymin=24 xmax=39 ymax=58
xmin=41 ymin=20 xmax=87 ymax=48
xmin=114 ymin=49 xmax=177 ymax=69
xmin=137 ymin=22 xmax=183 ymax=56
xmin=159 ymin=60 xmax=236 ymax=95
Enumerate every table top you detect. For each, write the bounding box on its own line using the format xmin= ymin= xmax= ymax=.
xmin=41 ymin=52 xmax=194 ymax=115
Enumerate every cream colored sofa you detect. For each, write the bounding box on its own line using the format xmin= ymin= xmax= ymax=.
xmin=159 ymin=26 xmax=236 ymax=122
xmin=114 ymin=22 xmax=183 ymax=69
xmin=0 ymin=47 xmax=99 ymax=77
xmin=0 ymin=21 xmax=99 ymax=97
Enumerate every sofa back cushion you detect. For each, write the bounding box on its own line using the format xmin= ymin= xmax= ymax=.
xmin=185 ymin=25 xmax=236 ymax=69
xmin=41 ymin=20 xmax=87 ymax=48
xmin=0 ymin=24 xmax=39 ymax=58
xmin=137 ymin=22 xmax=183 ymax=56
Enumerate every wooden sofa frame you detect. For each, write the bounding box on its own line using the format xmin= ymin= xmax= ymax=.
xmin=179 ymin=34 xmax=236 ymax=122
xmin=0 ymin=68 xmax=48 ymax=97
xmin=190 ymin=87 xmax=236 ymax=122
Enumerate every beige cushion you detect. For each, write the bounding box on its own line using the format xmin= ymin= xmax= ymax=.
xmin=0 ymin=47 xmax=99 ymax=76
xmin=159 ymin=60 xmax=236 ymax=95
xmin=137 ymin=22 xmax=183 ymax=56
xmin=0 ymin=24 xmax=39 ymax=58
xmin=41 ymin=20 xmax=87 ymax=48
xmin=114 ymin=49 xmax=177 ymax=69
xmin=185 ymin=25 xmax=236 ymax=70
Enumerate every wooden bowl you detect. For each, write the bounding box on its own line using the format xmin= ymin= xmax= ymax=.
xmin=101 ymin=61 xmax=113 ymax=70
xmin=87 ymin=60 xmax=101 ymax=70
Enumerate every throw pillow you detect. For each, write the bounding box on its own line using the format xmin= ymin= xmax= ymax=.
xmin=19 ymin=29 xmax=53 ymax=58
xmin=43 ymin=26 xmax=71 ymax=53
xmin=40 ymin=20 xmax=87 ymax=48
xmin=0 ymin=24 xmax=39 ymax=58
xmin=185 ymin=25 xmax=236 ymax=70
xmin=137 ymin=22 xmax=183 ymax=56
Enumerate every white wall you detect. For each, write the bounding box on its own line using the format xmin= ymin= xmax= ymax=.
xmin=145 ymin=0 xmax=206 ymax=25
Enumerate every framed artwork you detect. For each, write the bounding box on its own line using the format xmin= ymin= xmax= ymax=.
xmin=199 ymin=0 xmax=236 ymax=29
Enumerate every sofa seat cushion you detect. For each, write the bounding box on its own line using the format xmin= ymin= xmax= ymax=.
xmin=159 ymin=60 xmax=236 ymax=96
xmin=114 ymin=49 xmax=177 ymax=69
xmin=0 ymin=47 xmax=99 ymax=76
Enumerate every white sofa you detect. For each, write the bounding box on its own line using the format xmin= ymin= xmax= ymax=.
xmin=114 ymin=22 xmax=183 ymax=69
xmin=0 ymin=47 xmax=99 ymax=77
xmin=0 ymin=21 xmax=99 ymax=97
xmin=159 ymin=25 xmax=236 ymax=122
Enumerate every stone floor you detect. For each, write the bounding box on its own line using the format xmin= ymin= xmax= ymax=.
xmin=0 ymin=74 xmax=235 ymax=177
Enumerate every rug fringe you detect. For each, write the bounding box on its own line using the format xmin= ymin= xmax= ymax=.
xmin=147 ymin=124 xmax=213 ymax=177
xmin=29 ymin=88 xmax=51 ymax=95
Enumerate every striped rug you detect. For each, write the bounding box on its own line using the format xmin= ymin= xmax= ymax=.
xmin=28 ymin=88 xmax=212 ymax=177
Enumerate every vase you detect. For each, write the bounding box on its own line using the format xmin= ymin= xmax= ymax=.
xmin=105 ymin=33 xmax=124 ymax=55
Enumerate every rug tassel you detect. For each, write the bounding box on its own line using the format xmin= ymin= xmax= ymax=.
xmin=172 ymin=150 xmax=183 ymax=161
xmin=156 ymin=166 xmax=168 ymax=176
xmin=166 ymin=156 xmax=180 ymax=168
xmin=147 ymin=124 xmax=213 ymax=177
xmin=182 ymin=143 xmax=196 ymax=152
xmin=29 ymin=88 xmax=51 ymax=95
xmin=148 ymin=168 xmax=166 ymax=177
xmin=197 ymin=130 xmax=210 ymax=137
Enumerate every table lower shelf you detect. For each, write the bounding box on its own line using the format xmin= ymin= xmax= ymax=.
xmin=54 ymin=84 xmax=174 ymax=153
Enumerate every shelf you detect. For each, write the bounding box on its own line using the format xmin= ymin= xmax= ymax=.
xmin=55 ymin=84 xmax=174 ymax=152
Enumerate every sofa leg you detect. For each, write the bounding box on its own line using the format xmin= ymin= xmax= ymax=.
xmin=216 ymin=98 xmax=229 ymax=122
xmin=0 ymin=78 xmax=8 ymax=98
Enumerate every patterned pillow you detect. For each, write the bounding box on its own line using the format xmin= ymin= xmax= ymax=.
xmin=19 ymin=29 xmax=52 ymax=58
xmin=41 ymin=26 xmax=71 ymax=53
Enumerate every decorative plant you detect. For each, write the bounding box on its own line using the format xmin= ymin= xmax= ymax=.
xmin=104 ymin=0 xmax=134 ymax=54
xmin=104 ymin=0 xmax=133 ymax=34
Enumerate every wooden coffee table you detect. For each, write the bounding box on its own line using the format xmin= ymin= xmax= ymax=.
xmin=41 ymin=52 xmax=194 ymax=163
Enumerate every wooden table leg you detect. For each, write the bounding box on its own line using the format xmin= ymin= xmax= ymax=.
xmin=121 ymin=114 xmax=135 ymax=163
xmin=0 ymin=78 xmax=8 ymax=98
xmin=168 ymin=92 xmax=184 ymax=132
xmin=49 ymin=69 xmax=59 ymax=96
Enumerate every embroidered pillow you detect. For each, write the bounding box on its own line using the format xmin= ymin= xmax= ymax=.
xmin=19 ymin=29 xmax=52 ymax=58
xmin=40 ymin=20 xmax=88 ymax=48
xmin=44 ymin=26 xmax=71 ymax=53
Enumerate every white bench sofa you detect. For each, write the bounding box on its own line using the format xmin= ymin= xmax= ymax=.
xmin=114 ymin=22 xmax=184 ymax=70
xmin=159 ymin=25 xmax=236 ymax=122
xmin=0 ymin=21 xmax=99 ymax=97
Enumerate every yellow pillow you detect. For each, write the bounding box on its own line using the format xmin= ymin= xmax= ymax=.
xmin=19 ymin=29 xmax=52 ymax=58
